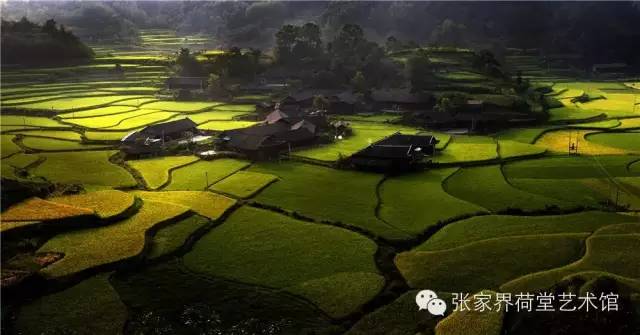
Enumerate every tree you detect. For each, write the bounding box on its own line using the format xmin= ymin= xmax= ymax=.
xmin=274 ymin=23 xmax=324 ymax=65
xmin=406 ymin=50 xmax=433 ymax=92
xmin=207 ymin=73 xmax=228 ymax=98
xmin=472 ymin=50 xmax=503 ymax=78
xmin=435 ymin=92 xmax=467 ymax=114
xmin=312 ymin=95 xmax=330 ymax=111
xmin=330 ymin=24 xmax=365 ymax=59
xmin=385 ymin=36 xmax=400 ymax=52
xmin=176 ymin=48 xmax=204 ymax=77
xmin=42 ymin=19 xmax=57 ymax=35
xmin=275 ymin=24 xmax=298 ymax=64
xmin=351 ymin=71 xmax=367 ymax=93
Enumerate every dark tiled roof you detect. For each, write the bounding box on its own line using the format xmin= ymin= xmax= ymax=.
xmin=354 ymin=145 xmax=413 ymax=159
xmin=265 ymin=109 xmax=306 ymax=124
xmin=226 ymin=122 xmax=290 ymax=137
xmin=226 ymin=133 xmax=281 ymax=151
xmin=378 ymin=133 xmax=438 ymax=146
xmin=351 ymin=133 xmax=437 ymax=160
xmin=141 ymin=118 xmax=197 ymax=137
xmin=276 ymin=128 xmax=315 ymax=142
xmin=290 ymin=119 xmax=317 ymax=134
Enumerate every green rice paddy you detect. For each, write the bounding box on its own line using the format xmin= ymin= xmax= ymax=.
xmin=251 ymin=162 xmax=410 ymax=240
xmin=127 ymin=155 xmax=199 ymax=189
xmin=444 ymin=165 xmax=571 ymax=212
xmin=183 ymin=205 xmax=383 ymax=318
xmin=15 ymin=274 xmax=127 ymax=335
xmin=585 ymin=132 xmax=640 ymax=151
xmin=396 ymin=234 xmax=587 ymax=292
xmin=164 ymin=159 xmax=250 ymax=191
xmin=379 ymin=168 xmax=487 ymax=235
xmin=2 ymin=44 xmax=640 ymax=335
xmin=434 ymin=136 xmax=498 ymax=164
xmin=39 ymin=200 xmax=189 ymax=278
xmin=32 ymin=151 xmax=137 ymax=188
xmin=209 ymin=171 xmax=278 ymax=198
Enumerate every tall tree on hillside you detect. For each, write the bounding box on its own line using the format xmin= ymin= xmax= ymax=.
xmin=385 ymin=36 xmax=401 ymax=52
xmin=176 ymin=48 xmax=204 ymax=76
xmin=275 ymin=24 xmax=298 ymax=64
xmin=275 ymin=23 xmax=324 ymax=65
xmin=406 ymin=49 xmax=433 ymax=92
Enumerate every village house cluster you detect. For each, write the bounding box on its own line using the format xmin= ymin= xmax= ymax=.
xmin=120 ymin=77 xmax=543 ymax=171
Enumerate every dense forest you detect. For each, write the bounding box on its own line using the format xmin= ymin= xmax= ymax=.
xmin=0 ymin=18 xmax=94 ymax=65
xmin=2 ymin=1 xmax=639 ymax=67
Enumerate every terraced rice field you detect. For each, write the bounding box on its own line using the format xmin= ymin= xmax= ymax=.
xmin=434 ymin=135 xmax=498 ymax=163
xmin=3 ymin=47 xmax=640 ymax=335
xmin=38 ymin=200 xmax=189 ymax=278
xmin=184 ymin=205 xmax=384 ymax=318
xmin=250 ymin=162 xmax=411 ymax=240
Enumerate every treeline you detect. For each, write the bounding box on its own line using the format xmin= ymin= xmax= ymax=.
xmin=1 ymin=2 xmax=139 ymax=43
xmin=1 ymin=18 xmax=94 ymax=65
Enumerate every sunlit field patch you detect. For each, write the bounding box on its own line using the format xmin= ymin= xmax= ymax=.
xmin=1 ymin=153 xmax=40 ymax=179
xmin=496 ymin=127 xmax=552 ymax=144
xmin=379 ymin=168 xmax=487 ymax=235
xmin=534 ymin=129 xmax=633 ymax=155
xmin=585 ymin=132 xmax=640 ymax=151
xmin=0 ymin=197 xmax=94 ymax=222
xmin=209 ymin=171 xmax=278 ymax=198
xmin=1 ymin=92 xmax=113 ymax=105
xmin=416 ymin=211 xmax=635 ymax=251
xmin=547 ymin=106 xmax=604 ymax=122
xmin=1 ymin=134 xmax=21 ymax=158
xmin=147 ymin=215 xmax=210 ymax=259
xmin=21 ymin=137 xmax=113 ymax=151
xmin=58 ymin=106 xmax=138 ymax=119
xmin=32 ymin=151 xmax=137 ymax=188
xmin=39 ymin=200 xmax=189 ymax=278
xmin=141 ymin=101 xmax=225 ymax=113
xmin=396 ymin=234 xmax=587 ymax=292
xmin=62 ymin=109 xmax=161 ymax=128
xmin=183 ymin=205 xmax=384 ymax=318
xmin=497 ymin=140 xmax=546 ymax=159
xmin=251 ymin=161 xmax=410 ymax=240
xmin=106 ymin=111 xmax=179 ymax=130
xmin=502 ymin=234 xmax=640 ymax=293
xmin=165 ymin=110 xmax=253 ymax=124
xmin=434 ymin=135 xmax=497 ymax=164
xmin=132 ymin=191 xmax=236 ymax=219
xmin=127 ymin=155 xmax=199 ymax=189
xmin=164 ymin=159 xmax=249 ymax=190
xmin=197 ymin=120 xmax=258 ymax=131
xmin=84 ymin=130 xmax=137 ymax=142
xmin=5 ymin=130 xmax=82 ymax=141
xmin=49 ymin=190 xmax=136 ymax=219
xmin=14 ymin=95 xmax=150 ymax=112
xmin=1 ymin=115 xmax=69 ymax=128
xmin=444 ymin=165 xmax=572 ymax=212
